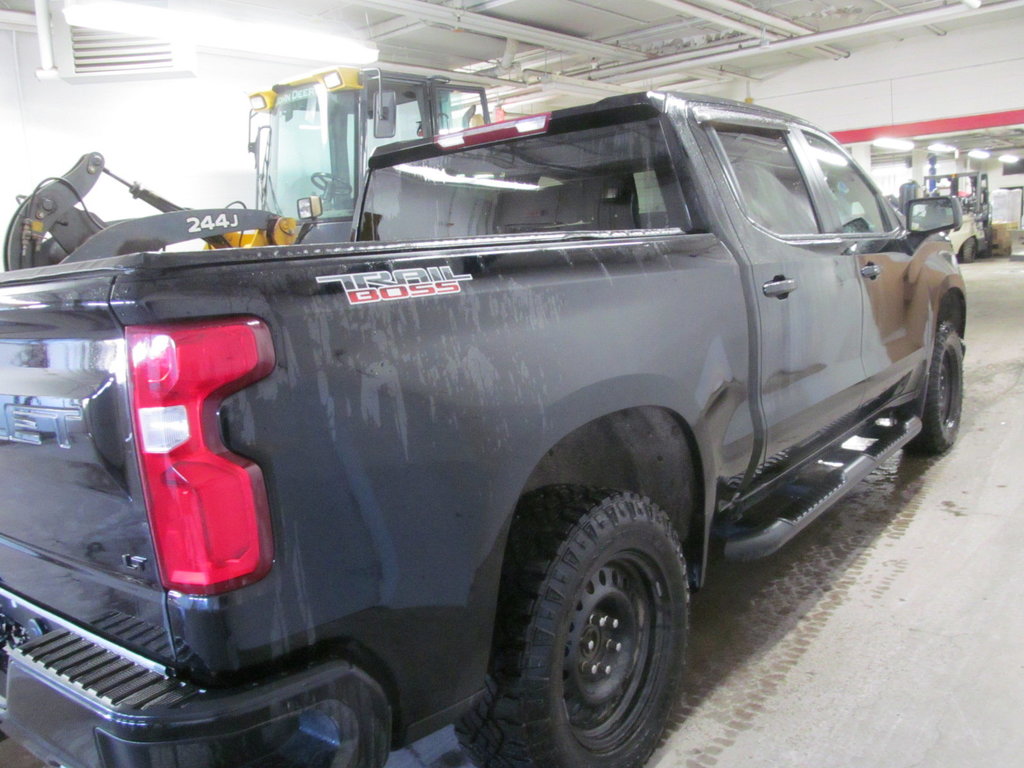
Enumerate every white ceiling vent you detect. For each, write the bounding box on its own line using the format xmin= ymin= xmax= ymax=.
xmin=52 ymin=6 xmax=196 ymax=82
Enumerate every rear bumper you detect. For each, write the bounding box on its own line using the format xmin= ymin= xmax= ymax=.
xmin=1 ymin=629 xmax=391 ymax=768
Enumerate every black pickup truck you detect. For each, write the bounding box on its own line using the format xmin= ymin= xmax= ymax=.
xmin=0 ymin=92 xmax=965 ymax=768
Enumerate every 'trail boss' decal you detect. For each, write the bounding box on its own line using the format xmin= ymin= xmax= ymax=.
xmin=317 ymin=267 xmax=473 ymax=305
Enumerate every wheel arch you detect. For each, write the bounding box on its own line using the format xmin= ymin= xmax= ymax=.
xmin=938 ymin=286 xmax=966 ymax=339
xmin=519 ymin=405 xmax=706 ymax=586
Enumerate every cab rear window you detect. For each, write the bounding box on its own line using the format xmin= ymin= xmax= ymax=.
xmin=359 ymin=120 xmax=688 ymax=241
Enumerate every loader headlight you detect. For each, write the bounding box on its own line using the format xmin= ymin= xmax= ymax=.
xmin=249 ymin=91 xmax=276 ymax=111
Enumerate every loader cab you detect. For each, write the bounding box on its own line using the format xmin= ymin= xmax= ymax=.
xmin=250 ymin=67 xmax=488 ymax=242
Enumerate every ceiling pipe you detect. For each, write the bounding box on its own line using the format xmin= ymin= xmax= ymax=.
xmin=455 ymin=16 xmax=730 ymax=81
xmin=645 ymin=0 xmax=846 ymax=59
xmin=500 ymin=38 xmax=519 ymax=71
xmin=372 ymin=60 xmax=513 ymax=87
xmin=534 ymin=72 xmax=633 ymax=96
xmin=863 ymin=0 xmax=946 ymax=36
xmin=33 ymin=0 xmax=60 ymax=80
xmin=591 ymin=0 xmax=1024 ymax=82
xmin=644 ymin=0 xmax=769 ymax=39
xmin=356 ymin=0 xmax=648 ymax=62
xmin=589 ymin=37 xmax=762 ymax=81
xmin=700 ymin=0 xmax=815 ymax=36
xmin=696 ymin=0 xmax=849 ymax=57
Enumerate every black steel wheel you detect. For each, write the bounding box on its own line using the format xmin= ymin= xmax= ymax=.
xmin=907 ymin=320 xmax=964 ymax=455
xmin=458 ymin=486 xmax=688 ymax=768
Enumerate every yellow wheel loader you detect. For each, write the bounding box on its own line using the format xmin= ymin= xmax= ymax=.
xmin=4 ymin=67 xmax=488 ymax=270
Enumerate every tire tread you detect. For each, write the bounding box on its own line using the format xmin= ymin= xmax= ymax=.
xmin=457 ymin=485 xmax=687 ymax=768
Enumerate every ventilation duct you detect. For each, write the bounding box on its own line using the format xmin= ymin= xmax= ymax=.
xmin=52 ymin=1 xmax=195 ymax=82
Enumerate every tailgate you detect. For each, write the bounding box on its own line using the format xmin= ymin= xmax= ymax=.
xmin=0 ymin=272 xmax=172 ymax=664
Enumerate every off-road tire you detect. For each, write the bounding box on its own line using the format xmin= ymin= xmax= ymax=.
xmin=958 ymin=237 xmax=977 ymax=264
xmin=457 ymin=486 xmax=688 ymax=768
xmin=907 ymin=321 xmax=964 ymax=455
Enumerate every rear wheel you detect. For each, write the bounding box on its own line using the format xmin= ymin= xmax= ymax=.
xmin=457 ymin=487 xmax=688 ymax=768
xmin=958 ymin=237 xmax=977 ymax=264
xmin=907 ymin=321 xmax=964 ymax=455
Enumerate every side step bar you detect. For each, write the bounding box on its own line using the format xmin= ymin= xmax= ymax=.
xmin=723 ymin=416 xmax=922 ymax=561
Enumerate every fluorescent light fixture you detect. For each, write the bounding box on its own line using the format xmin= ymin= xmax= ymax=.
xmin=967 ymin=149 xmax=991 ymax=159
xmin=63 ymin=1 xmax=378 ymax=64
xmin=872 ymin=137 xmax=914 ymax=151
xmin=960 ymin=0 xmax=981 ymax=8
xmin=927 ymin=143 xmax=956 ymax=153
xmin=999 ymin=154 xmax=1020 ymax=164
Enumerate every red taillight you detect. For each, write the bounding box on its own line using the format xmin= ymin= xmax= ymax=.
xmin=433 ymin=113 xmax=551 ymax=150
xmin=127 ymin=317 xmax=275 ymax=595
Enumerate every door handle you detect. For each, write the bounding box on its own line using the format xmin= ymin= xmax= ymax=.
xmin=762 ymin=277 xmax=797 ymax=299
xmin=860 ymin=262 xmax=882 ymax=280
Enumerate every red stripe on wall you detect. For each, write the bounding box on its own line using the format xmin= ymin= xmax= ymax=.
xmin=831 ymin=109 xmax=1024 ymax=144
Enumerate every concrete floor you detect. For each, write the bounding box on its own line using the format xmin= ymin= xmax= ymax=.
xmin=2 ymin=257 xmax=1022 ymax=768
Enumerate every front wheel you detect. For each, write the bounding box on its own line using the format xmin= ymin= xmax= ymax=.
xmin=458 ymin=487 xmax=688 ymax=768
xmin=958 ymin=237 xmax=977 ymax=264
xmin=907 ymin=321 xmax=964 ymax=455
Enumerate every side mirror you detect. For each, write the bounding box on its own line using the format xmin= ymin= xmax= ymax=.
xmin=374 ymin=90 xmax=397 ymax=139
xmin=906 ymin=196 xmax=962 ymax=236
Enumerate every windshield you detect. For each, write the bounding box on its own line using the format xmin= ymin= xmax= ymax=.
xmin=358 ymin=120 xmax=688 ymax=242
xmin=263 ymin=86 xmax=359 ymax=219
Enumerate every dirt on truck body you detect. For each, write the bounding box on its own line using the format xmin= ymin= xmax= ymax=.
xmin=0 ymin=92 xmax=964 ymax=768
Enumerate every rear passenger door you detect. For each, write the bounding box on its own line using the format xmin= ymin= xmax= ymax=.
xmin=707 ymin=119 xmax=866 ymax=478
xmin=795 ymin=129 xmax=926 ymax=409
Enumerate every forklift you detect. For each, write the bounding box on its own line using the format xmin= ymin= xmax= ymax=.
xmin=922 ymin=171 xmax=991 ymax=263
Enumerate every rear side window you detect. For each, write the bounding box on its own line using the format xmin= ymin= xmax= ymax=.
xmin=803 ymin=132 xmax=890 ymax=234
xmin=715 ymin=127 xmax=819 ymax=235
xmin=360 ymin=119 xmax=687 ymax=241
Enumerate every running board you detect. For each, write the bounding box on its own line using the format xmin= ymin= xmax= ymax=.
xmin=723 ymin=416 xmax=922 ymax=561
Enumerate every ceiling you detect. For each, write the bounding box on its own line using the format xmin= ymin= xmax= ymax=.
xmin=2 ymin=0 xmax=1023 ymax=156
xmin=4 ymin=0 xmax=1024 ymax=99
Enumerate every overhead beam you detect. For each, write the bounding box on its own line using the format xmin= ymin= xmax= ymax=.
xmin=864 ymin=0 xmax=946 ymax=36
xmin=644 ymin=0 xmax=768 ymax=38
xmin=355 ymin=0 xmax=648 ymax=62
xmin=645 ymin=0 xmax=847 ymax=59
xmin=592 ymin=0 xmax=1024 ymax=82
xmin=373 ymin=60 xmax=514 ymax=87
xmin=697 ymin=0 xmax=849 ymax=57
xmin=534 ymin=72 xmax=633 ymax=95
xmin=368 ymin=0 xmax=524 ymax=42
xmin=0 ymin=9 xmax=35 ymax=31
xmin=699 ymin=0 xmax=813 ymax=36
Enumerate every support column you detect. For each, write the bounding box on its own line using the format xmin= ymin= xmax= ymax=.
xmin=912 ymin=149 xmax=929 ymax=187
xmin=850 ymin=142 xmax=872 ymax=172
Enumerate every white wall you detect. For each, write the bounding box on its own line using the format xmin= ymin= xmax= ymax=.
xmin=989 ymin=161 xmax=1024 ymax=192
xmin=1 ymin=28 xmax=307 ymax=233
xmin=5 ymin=17 xmax=1023 ymax=239
xmin=713 ymin=19 xmax=1024 ymax=133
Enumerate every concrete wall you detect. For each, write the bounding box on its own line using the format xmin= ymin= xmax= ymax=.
xmin=0 ymin=28 xmax=303 ymax=233
xmin=4 ymin=15 xmax=1022 ymax=242
xmin=717 ymin=19 xmax=1024 ymax=133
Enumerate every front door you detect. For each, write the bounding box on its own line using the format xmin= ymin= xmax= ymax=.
xmin=796 ymin=130 xmax=927 ymax=410
xmin=709 ymin=122 xmax=867 ymax=478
